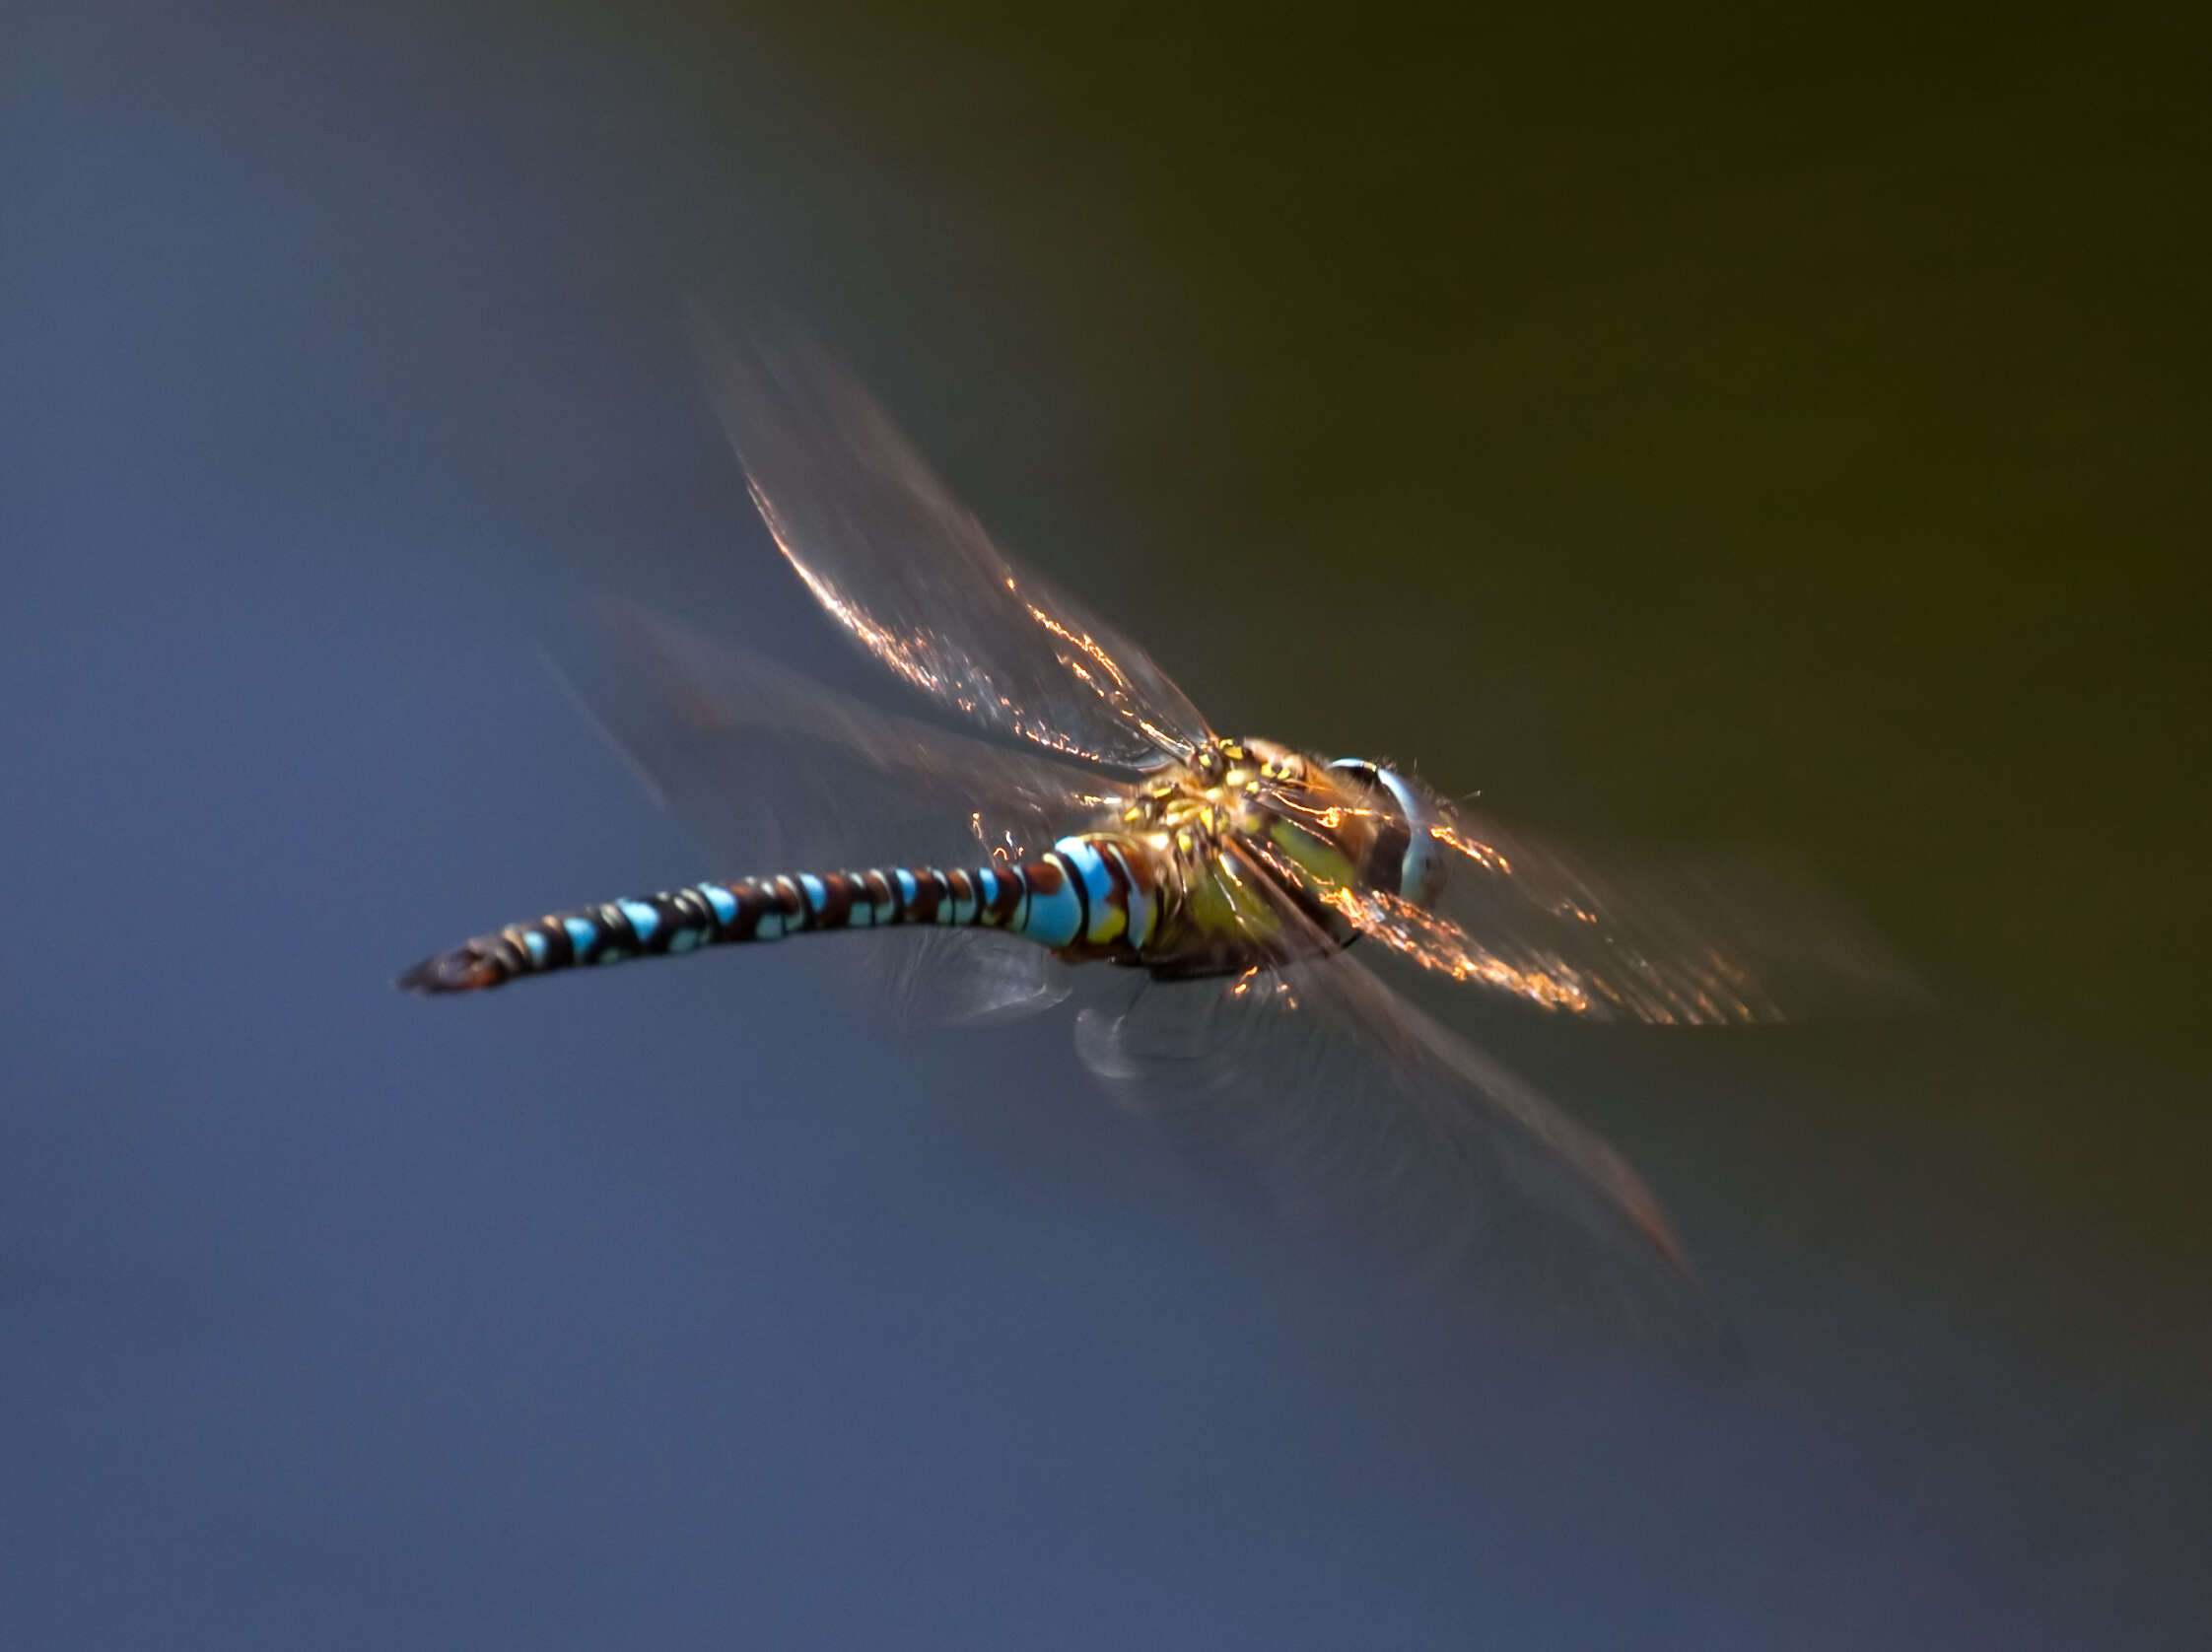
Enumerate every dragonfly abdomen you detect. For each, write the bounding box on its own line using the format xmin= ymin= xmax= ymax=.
xmin=397 ymin=836 xmax=1163 ymax=994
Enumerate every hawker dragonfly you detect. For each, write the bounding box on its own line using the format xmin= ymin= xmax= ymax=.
xmin=402 ymin=314 xmax=1913 ymax=1360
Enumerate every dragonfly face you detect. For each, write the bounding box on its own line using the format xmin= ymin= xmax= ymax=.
xmin=1324 ymin=757 xmax=1451 ymax=911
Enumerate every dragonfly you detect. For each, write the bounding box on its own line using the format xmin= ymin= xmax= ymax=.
xmin=402 ymin=314 xmax=1914 ymax=1361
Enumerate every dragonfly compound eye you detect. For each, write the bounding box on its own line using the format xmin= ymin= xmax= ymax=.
xmin=1327 ymin=757 xmax=1447 ymax=909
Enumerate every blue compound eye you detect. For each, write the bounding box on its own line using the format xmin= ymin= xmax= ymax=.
xmin=1327 ymin=757 xmax=1448 ymax=909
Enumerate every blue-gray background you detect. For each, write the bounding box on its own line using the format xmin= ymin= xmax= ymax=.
xmin=8 ymin=4 xmax=2206 ymax=1646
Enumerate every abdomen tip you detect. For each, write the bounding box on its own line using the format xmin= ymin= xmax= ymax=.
xmin=395 ymin=945 xmax=506 ymax=995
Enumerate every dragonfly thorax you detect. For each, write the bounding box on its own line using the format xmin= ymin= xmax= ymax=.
xmin=1116 ymin=737 xmax=1447 ymax=916
xmin=1120 ymin=737 xmax=1307 ymax=841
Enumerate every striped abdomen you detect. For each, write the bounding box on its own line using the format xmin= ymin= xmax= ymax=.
xmin=397 ymin=835 xmax=1164 ymax=994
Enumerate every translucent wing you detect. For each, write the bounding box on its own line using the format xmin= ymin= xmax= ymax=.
xmin=548 ymin=599 xmax=1120 ymax=873
xmin=1074 ymin=840 xmax=1732 ymax=1365
xmin=690 ymin=308 xmax=1212 ymax=771
xmin=866 ymin=926 xmax=1074 ymax=1028
xmin=1397 ymin=800 xmax=1931 ymax=1024
xmin=1250 ymin=777 xmax=1923 ymax=1024
xmin=545 ymin=600 xmax=1105 ymax=1022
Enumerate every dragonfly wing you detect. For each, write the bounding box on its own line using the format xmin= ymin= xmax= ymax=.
xmin=1074 ymin=842 xmax=1732 ymax=1365
xmin=867 ymin=928 xmax=1075 ymax=1028
xmin=545 ymin=601 xmax=1104 ymax=1024
xmin=544 ymin=599 xmax=1121 ymax=881
xmin=1401 ymin=800 xmax=1931 ymax=1024
xmin=689 ymin=308 xmax=1212 ymax=771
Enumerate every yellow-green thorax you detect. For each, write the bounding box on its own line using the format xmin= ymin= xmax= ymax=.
xmin=1096 ymin=736 xmax=1409 ymax=974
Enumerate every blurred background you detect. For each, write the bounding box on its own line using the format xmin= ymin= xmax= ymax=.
xmin=7 ymin=2 xmax=2206 ymax=1645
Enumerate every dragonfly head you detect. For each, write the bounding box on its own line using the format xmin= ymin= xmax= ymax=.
xmin=1325 ymin=758 xmax=1449 ymax=910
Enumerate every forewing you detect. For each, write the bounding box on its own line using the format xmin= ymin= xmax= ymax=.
xmin=690 ymin=308 xmax=1212 ymax=770
xmin=1074 ymin=842 xmax=1731 ymax=1365
xmin=1402 ymin=801 xmax=1931 ymax=1024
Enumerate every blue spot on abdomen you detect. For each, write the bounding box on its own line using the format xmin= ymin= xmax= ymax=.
xmin=1020 ymin=860 xmax=1084 ymax=947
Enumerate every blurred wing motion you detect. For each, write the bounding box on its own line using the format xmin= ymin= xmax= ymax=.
xmin=689 ymin=307 xmax=1211 ymax=771
xmin=1389 ymin=800 xmax=1931 ymax=1024
xmin=546 ymin=599 xmax=1117 ymax=875
xmin=1076 ymin=841 xmax=1734 ymax=1364
xmin=546 ymin=599 xmax=1097 ymax=1022
xmin=868 ymin=926 xmax=1075 ymax=1028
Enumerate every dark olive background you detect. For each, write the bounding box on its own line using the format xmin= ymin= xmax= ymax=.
xmin=8 ymin=3 xmax=2206 ymax=1646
